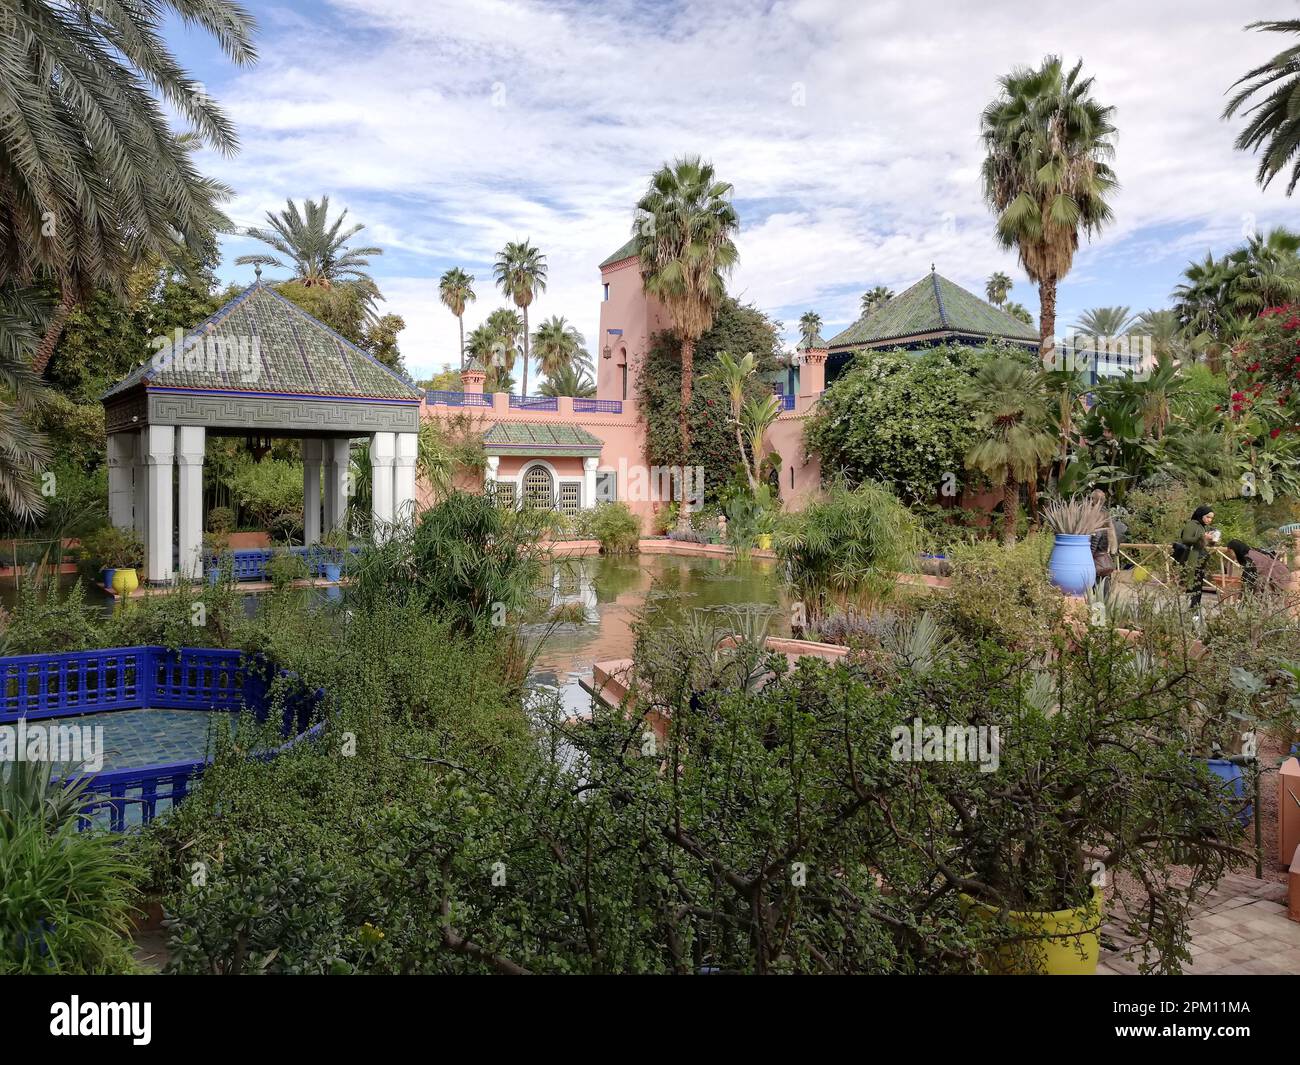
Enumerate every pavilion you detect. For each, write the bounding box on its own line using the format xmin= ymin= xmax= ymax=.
xmin=823 ymin=268 xmax=1039 ymax=383
xmin=101 ymin=280 xmax=422 ymax=584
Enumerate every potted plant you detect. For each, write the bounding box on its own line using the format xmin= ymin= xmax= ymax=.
xmin=320 ymin=526 xmax=349 ymax=583
xmin=931 ymin=622 xmax=1248 ymax=973
xmin=105 ymin=529 xmax=144 ymax=597
xmin=203 ymin=531 xmax=229 ymax=586
xmin=1043 ymin=495 xmax=1107 ymax=595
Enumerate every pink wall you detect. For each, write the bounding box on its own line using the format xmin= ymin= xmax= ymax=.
xmin=596 ymin=254 xmax=670 ymax=404
xmin=418 ymin=251 xmax=829 ymax=525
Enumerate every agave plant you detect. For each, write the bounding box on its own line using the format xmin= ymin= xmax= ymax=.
xmin=1042 ymin=495 xmax=1108 ymax=536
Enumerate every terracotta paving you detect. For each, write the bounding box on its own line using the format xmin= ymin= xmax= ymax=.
xmin=1099 ymin=873 xmax=1299 ymax=975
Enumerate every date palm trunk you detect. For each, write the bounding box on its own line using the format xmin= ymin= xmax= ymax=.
xmin=32 ymin=289 xmax=76 ymax=375
xmin=1002 ymin=478 xmax=1019 ymax=545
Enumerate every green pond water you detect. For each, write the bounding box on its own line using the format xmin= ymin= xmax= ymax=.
xmin=524 ymin=553 xmax=791 ymax=715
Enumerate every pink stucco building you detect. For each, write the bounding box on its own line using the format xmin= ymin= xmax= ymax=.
xmin=421 ymin=238 xmax=825 ymax=526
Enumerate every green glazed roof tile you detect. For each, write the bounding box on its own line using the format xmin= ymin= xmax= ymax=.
xmin=826 ymin=272 xmax=1038 ymax=349
xmin=102 ymin=283 xmax=419 ymax=401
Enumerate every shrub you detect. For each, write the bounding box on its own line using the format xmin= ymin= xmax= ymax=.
xmin=77 ymin=524 xmax=144 ymax=571
xmin=585 ymin=502 xmax=640 ymax=555
xmin=773 ymin=480 xmax=921 ymax=625
xmin=0 ymin=764 xmax=139 ymax=975
xmin=229 ymin=458 xmax=303 ymax=539
xmin=206 ymin=506 xmax=236 ymax=534
xmin=806 ymin=343 xmax=997 ymax=503
xmin=348 ymin=491 xmax=543 ymax=633
xmin=940 ymin=534 xmax=1063 ymax=650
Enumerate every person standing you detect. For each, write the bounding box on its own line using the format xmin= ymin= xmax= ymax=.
xmin=1179 ymin=505 xmax=1215 ymax=610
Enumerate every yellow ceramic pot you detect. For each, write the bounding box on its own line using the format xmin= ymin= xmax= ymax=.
xmin=111 ymin=567 xmax=139 ymax=599
xmin=965 ymin=887 xmax=1103 ymax=975
xmin=757 ymin=534 xmax=772 ymax=551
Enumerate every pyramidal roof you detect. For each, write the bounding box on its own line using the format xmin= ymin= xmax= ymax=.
xmin=600 ymin=237 xmax=640 ymax=269
xmin=826 ymin=271 xmax=1038 ymax=350
xmin=103 ymin=282 xmax=419 ymax=402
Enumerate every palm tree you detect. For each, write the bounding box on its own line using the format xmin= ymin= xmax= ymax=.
xmin=539 ymin=364 xmax=596 ymax=398
xmin=438 ymin=268 xmax=476 ymax=369
xmin=1004 ymin=301 xmax=1034 ymax=326
xmin=981 ymin=56 xmax=1117 ymax=358
xmin=986 ymin=272 xmax=1013 ymax=307
xmin=532 ymin=316 xmax=587 ymax=382
xmin=963 ymin=359 xmax=1059 ymax=544
xmin=1224 ymin=21 xmax=1300 ymax=194
xmin=493 ymin=241 xmax=547 ymax=396
xmin=1071 ymin=306 xmax=1136 ymax=348
xmin=860 ymin=286 xmax=893 ymax=317
xmin=0 ymin=288 xmax=52 ymax=519
xmin=236 ymin=196 xmax=381 ymax=289
xmin=797 ymin=311 xmax=823 ymax=349
xmin=634 ymin=156 xmax=739 ymax=461
xmin=481 ymin=308 xmax=523 ymax=391
xmin=1 ymin=2 xmax=255 ymax=376
xmin=1131 ymin=309 xmax=1190 ymax=363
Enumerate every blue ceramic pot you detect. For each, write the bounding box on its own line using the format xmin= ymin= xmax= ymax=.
xmin=1048 ymin=533 xmax=1095 ymax=595
xmin=101 ymin=567 xmax=116 ymax=590
xmin=323 ymin=562 xmax=343 ymax=583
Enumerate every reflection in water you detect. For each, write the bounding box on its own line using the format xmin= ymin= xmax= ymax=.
xmin=524 ymin=553 xmax=790 ymax=717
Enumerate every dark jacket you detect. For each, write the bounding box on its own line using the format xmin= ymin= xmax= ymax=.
xmin=1179 ymin=518 xmax=1209 ymax=563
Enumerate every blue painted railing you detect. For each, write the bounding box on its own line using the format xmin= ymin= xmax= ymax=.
xmin=0 ymin=646 xmax=324 ymax=831
xmin=205 ymin=545 xmax=362 ymax=582
xmin=426 ymin=390 xmax=493 ymax=408
xmin=573 ymin=398 xmax=622 ymax=414
xmin=509 ymin=395 xmax=558 ymax=411
xmin=779 ymin=393 xmax=796 ymax=411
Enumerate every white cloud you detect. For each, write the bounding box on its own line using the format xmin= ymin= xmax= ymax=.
xmin=190 ymin=0 xmax=1292 ymax=374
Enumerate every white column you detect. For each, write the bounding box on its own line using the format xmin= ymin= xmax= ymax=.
xmin=144 ymin=425 xmax=175 ymax=584
xmin=132 ymin=430 xmax=149 ymax=549
xmin=583 ymin=457 xmax=599 ymax=509
xmin=370 ymin=431 xmax=395 ymax=540
xmin=302 ymin=438 xmax=323 ymax=545
xmin=175 ymin=426 xmax=205 ymax=580
xmin=485 ymin=455 xmax=499 ymax=489
xmin=323 ymin=438 xmax=351 ymax=532
xmin=393 ymin=432 xmax=417 ymax=527
xmin=107 ymin=433 xmax=135 ymax=531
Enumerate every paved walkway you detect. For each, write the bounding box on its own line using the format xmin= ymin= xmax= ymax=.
xmin=1100 ymin=873 xmax=1299 ymax=975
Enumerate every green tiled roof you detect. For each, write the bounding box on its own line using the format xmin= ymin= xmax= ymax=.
xmin=825 ymin=272 xmax=1038 ymax=349
xmin=103 ymin=283 xmax=419 ymax=401
xmin=803 ymin=331 xmax=827 ymax=349
xmin=600 ymin=237 xmax=640 ymax=268
xmin=483 ymin=421 xmax=603 ymax=456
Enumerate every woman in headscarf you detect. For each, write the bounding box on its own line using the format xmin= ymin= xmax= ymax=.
xmin=1227 ymin=538 xmax=1293 ymax=594
xmin=1179 ymin=505 xmax=1215 ymax=609
xmin=1089 ymin=489 xmax=1119 ymax=581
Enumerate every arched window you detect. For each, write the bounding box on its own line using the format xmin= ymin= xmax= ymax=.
xmin=523 ymin=464 xmax=554 ymax=509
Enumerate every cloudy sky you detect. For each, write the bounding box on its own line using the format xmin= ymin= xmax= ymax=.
xmin=168 ymin=0 xmax=1293 ymax=381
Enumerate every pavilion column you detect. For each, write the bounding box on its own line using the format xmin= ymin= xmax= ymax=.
xmin=583 ymin=457 xmax=599 ymax=509
xmin=132 ymin=430 xmax=149 ymax=549
xmin=485 ymin=456 xmax=499 ymax=490
xmin=393 ymin=432 xmax=417 ymax=528
xmin=107 ymin=433 xmax=135 ymax=531
xmin=144 ymin=425 xmax=175 ymax=584
xmin=323 ymin=438 xmax=351 ymax=533
xmin=175 ymin=426 xmax=205 ymax=580
xmin=370 ymin=431 xmax=395 ymax=541
xmin=302 ymin=439 xmax=323 ymax=545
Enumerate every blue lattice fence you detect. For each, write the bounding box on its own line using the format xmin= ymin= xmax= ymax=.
xmin=204 ymin=545 xmax=363 ymax=582
xmin=0 ymin=645 xmax=325 ymax=831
